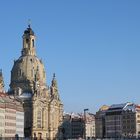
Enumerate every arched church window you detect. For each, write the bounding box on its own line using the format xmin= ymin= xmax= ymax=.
xmin=31 ymin=68 xmax=34 ymax=77
xmin=18 ymin=69 xmax=22 ymax=76
xmin=26 ymin=39 xmax=29 ymax=43
xmin=37 ymin=110 xmax=42 ymax=128
xmin=32 ymin=39 xmax=34 ymax=47
xmin=26 ymin=39 xmax=29 ymax=48
xmin=20 ymin=69 xmax=22 ymax=76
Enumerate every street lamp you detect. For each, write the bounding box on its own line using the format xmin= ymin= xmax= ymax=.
xmin=84 ymin=109 xmax=89 ymax=140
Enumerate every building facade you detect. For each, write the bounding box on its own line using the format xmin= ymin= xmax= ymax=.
xmin=62 ymin=113 xmax=84 ymax=139
xmin=85 ymin=113 xmax=95 ymax=139
xmin=0 ymin=92 xmax=24 ymax=137
xmin=16 ymin=101 xmax=24 ymax=137
xmin=63 ymin=112 xmax=95 ymax=139
xmin=95 ymin=105 xmax=109 ymax=138
xmin=105 ymin=102 xmax=140 ymax=138
xmin=121 ymin=104 xmax=140 ymax=138
xmin=9 ymin=25 xmax=63 ymax=140
xmin=71 ymin=114 xmax=84 ymax=139
xmin=62 ymin=113 xmax=72 ymax=139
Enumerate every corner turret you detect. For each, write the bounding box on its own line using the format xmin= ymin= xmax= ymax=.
xmin=50 ymin=73 xmax=60 ymax=100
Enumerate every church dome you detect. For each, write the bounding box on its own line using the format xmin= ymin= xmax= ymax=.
xmin=11 ymin=55 xmax=46 ymax=85
xmin=10 ymin=26 xmax=47 ymax=93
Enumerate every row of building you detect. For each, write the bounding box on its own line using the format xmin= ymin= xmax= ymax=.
xmin=0 ymin=25 xmax=140 ymax=139
xmin=1 ymin=68 xmax=140 ymax=139
xmin=62 ymin=103 xmax=140 ymax=139
xmin=62 ymin=112 xmax=95 ymax=139
xmin=1 ymin=99 xmax=140 ymax=139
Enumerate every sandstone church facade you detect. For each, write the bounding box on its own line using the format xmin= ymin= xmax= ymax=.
xmin=9 ymin=25 xmax=63 ymax=140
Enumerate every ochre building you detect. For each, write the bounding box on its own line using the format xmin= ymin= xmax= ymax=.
xmin=9 ymin=25 xmax=63 ymax=140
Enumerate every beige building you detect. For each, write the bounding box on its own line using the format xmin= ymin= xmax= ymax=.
xmin=9 ymin=25 xmax=63 ymax=140
xmin=85 ymin=113 xmax=95 ymax=139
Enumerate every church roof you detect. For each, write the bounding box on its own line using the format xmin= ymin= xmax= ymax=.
xmin=24 ymin=25 xmax=34 ymax=35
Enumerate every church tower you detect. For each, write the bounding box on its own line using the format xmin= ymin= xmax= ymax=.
xmin=22 ymin=24 xmax=36 ymax=56
xmin=49 ymin=74 xmax=63 ymax=139
xmin=10 ymin=25 xmax=46 ymax=94
xmin=50 ymin=73 xmax=60 ymax=100
xmin=10 ymin=25 xmax=63 ymax=139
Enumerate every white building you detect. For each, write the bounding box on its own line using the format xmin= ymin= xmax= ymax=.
xmin=16 ymin=102 xmax=24 ymax=137
xmin=85 ymin=113 xmax=95 ymax=139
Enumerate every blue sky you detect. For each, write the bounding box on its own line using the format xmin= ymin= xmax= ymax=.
xmin=0 ymin=0 xmax=140 ymax=113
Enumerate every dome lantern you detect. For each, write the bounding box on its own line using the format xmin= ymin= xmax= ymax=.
xmin=22 ymin=25 xmax=36 ymax=56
